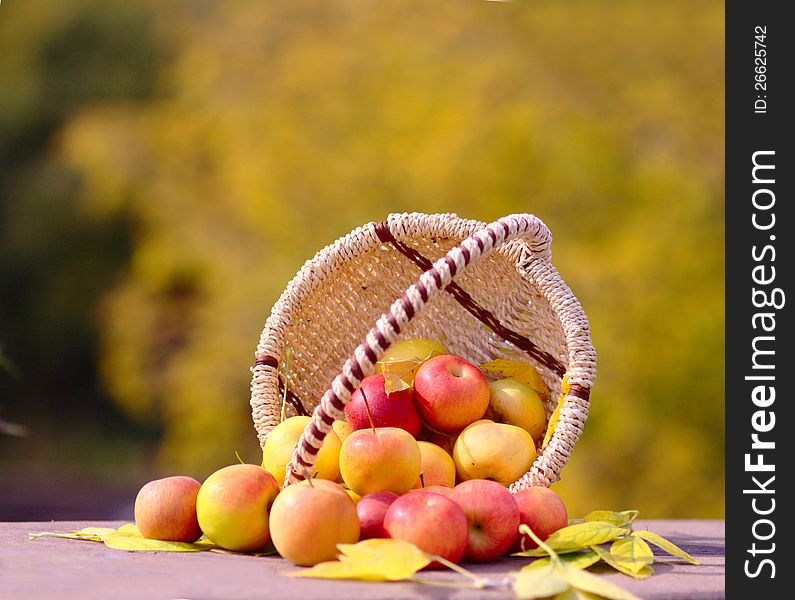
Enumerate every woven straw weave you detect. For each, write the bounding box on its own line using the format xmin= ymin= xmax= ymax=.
xmin=250 ymin=212 xmax=595 ymax=493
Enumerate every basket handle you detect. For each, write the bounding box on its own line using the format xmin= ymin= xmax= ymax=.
xmin=284 ymin=214 xmax=559 ymax=486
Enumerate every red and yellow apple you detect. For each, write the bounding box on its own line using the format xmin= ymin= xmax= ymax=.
xmin=450 ymin=479 xmax=520 ymax=561
xmin=345 ymin=374 xmax=421 ymax=437
xmin=134 ymin=475 xmax=202 ymax=543
xmin=339 ymin=427 xmax=421 ymax=495
xmin=383 ymin=490 xmax=469 ymax=566
xmin=452 ymin=419 xmax=537 ymax=486
xmin=196 ymin=464 xmax=280 ymax=551
xmin=513 ymin=486 xmax=569 ymax=552
xmin=413 ymin=355 xmax=490 ymax=432
xmin=269 ymin=479 xmax=360 ymax=566
xmin=262 ymin=416 xmax=341 ymax=483
xmin=412 ymin=441 xmax=455 ymax=489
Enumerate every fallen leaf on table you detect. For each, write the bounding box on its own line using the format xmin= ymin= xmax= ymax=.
xmin=584 ymin=510 xmax=639 ymax=527
xmin=561 ymin=566 xmax=643 ymax=600
xmin=513 ymin=564 xmax=570 ymax=598
xmin=631 ymin=530 xmax=700 ymax=564
xmin=590 ymin=545 xmax=654 ymax=579
xmin=522 ymin=550 xmax=601 ymax=572
xmin=30 ymin=523 xmax=216 ymax=553
xmin=514 ymin=521 xmax=628 ymax=556
xmin=609 ymin=536 xmax=654 ymax=573
xmin=288 ymin=538 xmax=430 ymax=581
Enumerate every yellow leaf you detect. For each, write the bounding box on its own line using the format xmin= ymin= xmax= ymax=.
xmin=542 ymin=391 xmax=565 ymax=449
xmin=480 ymin=359 xmax=551 ymax=402
xmin=563 ymin=565 xmax=643 ymax=600
xmin=542 ymin=375 xmax=571 ymax=449
xmin=514 ymin=522 xmax=628 ymax=556
xmin=28 ymin=528 xmax=113 ymax=542
xmin=589 ymin=545 xmax=654 ymax=579
xmin=102 ymin=533 xmax=211 ymax=552
xmin=115 ymin=523 xmax=141 ymax=535
xmin=553 ymin=588 xmax=604 ymax=600
xmin=631 ymin=530 xmax=700 ymax=564
xmin=610 ymin=536 xmax=654 ymax=573
xmin=513 ymin=565 xmax=571 ymax=599
xmin=522 ymin=550 xmax=600 ymax=572
xmin=289 ymin=538 xmax=430 ymax=581
xmin=30 ymin=524 xmax=216 ymax=552
xmin=383 ymin=371 xmax=411 ymax=394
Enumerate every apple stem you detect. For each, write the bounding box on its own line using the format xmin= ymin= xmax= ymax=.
xmin=518 ymin=524 xmax=560 ymax=566
xmin=423 ymin=554 xmax=487 ymax=588
xmin=360 ymin=388 xmax=376 ymax=434
xmin=419 ymin=472 xmax=426 ymax=488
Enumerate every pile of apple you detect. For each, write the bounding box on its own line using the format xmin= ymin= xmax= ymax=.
xmin=133 ymin=338 xmax=569 ymax=567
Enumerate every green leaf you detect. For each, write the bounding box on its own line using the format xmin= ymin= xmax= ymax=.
xmin=513 ymin=565 xmax=571 ymax=599
xmin=590 ymin=545 xmax=654 ymax=580
xmin=584 ymin=510 xmax=638 ymax=527
xmin=289 ymin=538 xmax=430 ymax=581
xmin=610 ymin=536 xmax=654 ymax=573
xmin=522 ymin=550 xmax=601 ymax=572
xmin=632 ymin=530 xmax=700 ymax=564
xmin=562 ymin=565 xmax=643 ymax=600
xmin=515 ymin=522 xmax=628 ymax=556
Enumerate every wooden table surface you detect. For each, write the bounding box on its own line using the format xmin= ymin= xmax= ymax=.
xmin=1 ymin=519 xmax=724 ymax=599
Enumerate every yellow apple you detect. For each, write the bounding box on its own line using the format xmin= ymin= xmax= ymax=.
xmin=375 ymin=338 xmax=447 ymax=385
xmin=332 ymin=420 xmax=352 ymax=443
xmin=269 ymin=479 xmax=360 ymax=566
xmin=339 ymin=427 xmax=421 ymax=495
xmin=344 ymin=486 xmax=362 ymax=504
xmin=452 ymin=419 xmax=537 ymax=486
xmin=413 ymin=441 xmax=455 ymax=489
xmin=486 ymin=378 xmax=546 ymax=442
xmin=262 ymin=416 xmax=341 ymax=483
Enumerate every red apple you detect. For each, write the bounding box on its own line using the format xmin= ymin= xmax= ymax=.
xmin=450 ymin=479 xmax=519 ymax=562
xmin=383 ymin=490 xmax=468 ymax=567
xmin=134 ymin=475 xmax=202 ymax=542
xmin=413 ymin=355 xmax=490 ymax=432
xmin=356 ymin=491 xmax=399 ymax=539
xmin=345 ymin=374 xmax=421 ymax=437
xmin=512 ymin=486 xmax=569 ymax=552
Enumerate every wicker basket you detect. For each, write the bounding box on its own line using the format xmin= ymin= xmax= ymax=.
xmin=249 ymin=212 xmax=595 ymax=493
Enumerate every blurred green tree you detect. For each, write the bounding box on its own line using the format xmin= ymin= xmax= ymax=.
xmin=5 ymin=0 xmax=724 ymax=517
xmin=0 ymin=0 xmax=166 ymax=484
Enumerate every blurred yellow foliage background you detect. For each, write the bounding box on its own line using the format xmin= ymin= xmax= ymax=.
xmin=0 ymin=0 xmax=723 ymax=518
